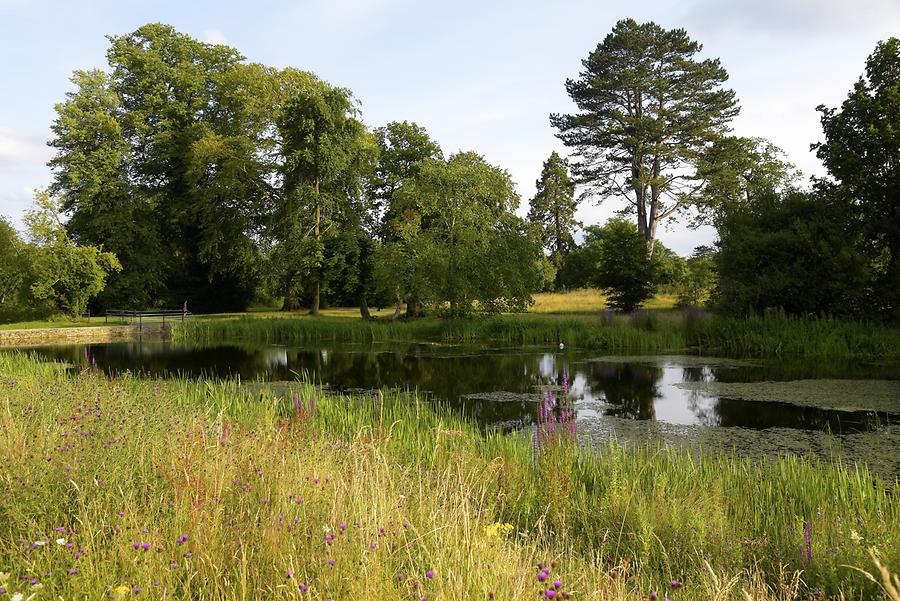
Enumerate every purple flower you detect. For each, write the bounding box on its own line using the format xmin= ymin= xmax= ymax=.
xmin=426 ymin=570 xmax=434 ymax=579
xmin=670 ymin=580 xmax=681 ymax=589
xmin=553 ymin=580 xmax=562 ymax=589
xmin=537 ymin=572 xmax=548 ymax=582
xmin=544 ymin=591 xmax=556 ymax=599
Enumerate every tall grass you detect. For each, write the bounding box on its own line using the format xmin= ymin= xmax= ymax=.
xmin=175 ymin=310 xmax=900 ymax=358
xmin=1 ymin=352 xmax=898 ymax=599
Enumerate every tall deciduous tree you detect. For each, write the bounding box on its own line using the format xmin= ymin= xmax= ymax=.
xmin=375 ymin=152 xmax=543 ymax=315
xmin=370 ymin=121 xmax=443 ymax=316
xmin=527 ymin=151 xmax=579 ymax=285
xmin=551 ymin=19 xmax=739 ymax=255
xmin=50 ymin=23 xmax=278 ymax=311
xmin=276 ymin=80 xmax=374 ymax=315
xmin=814 ymin=38 xmax=900 ymax=319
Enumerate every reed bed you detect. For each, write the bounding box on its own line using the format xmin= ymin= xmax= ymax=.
xmin=174 ymin=310 xmax=900 ymax=358
xmin=1 ymin=352 xmax=899 ymax=599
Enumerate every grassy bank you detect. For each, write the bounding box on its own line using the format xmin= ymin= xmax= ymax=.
xmin=1 ymin=352 xmax=898 ymax=599
xmin=175 ymin=310 xmax=900 ymax=358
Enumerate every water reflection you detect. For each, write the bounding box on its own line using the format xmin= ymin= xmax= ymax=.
xmin=16 ymin=342 xmax=897 ymax=434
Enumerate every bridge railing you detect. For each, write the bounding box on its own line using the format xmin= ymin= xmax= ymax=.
xmin=105 ymin=309 xmax=194 ymax=330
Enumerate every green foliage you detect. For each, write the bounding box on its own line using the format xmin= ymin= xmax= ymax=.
xmin=375 ymin=152 xmax=543 ymax=315
xmin=648 ymin=242 xmax=685 ymax=291
xmin=674 ymin=246 xmax=717 ymax=307
xmin=24 ymin=191 xmax=121 ymax=317
xmin=556 ymin=225 xmax=604 ymax=290
xmin=815 ymin=37 xmax=900 ymax=320
xmin=0 ymin=217 xmax=32 ymax=314
xmin=695 ymin=136 xmax=800 ymax=225
xmin=714 ymin=187 xmax=870 ymax=316
xmin=551 ymin=18 xmax=739 ymax=252
xmin=594 ymin=219 xmax=654 ymax=312
xmin=273 ymin=78 xmax=375 ymax=313
xmin=527 ymin=151 xmax=579 ymax=286
xmin=49 ymin=24 xmax=280 ymax=311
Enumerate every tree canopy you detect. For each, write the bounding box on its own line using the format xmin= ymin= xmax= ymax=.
xmin=551 ymin=18 xmax=739 ymax=254
xmin=815 ymin=37 xmax=900 ymax=319
xmin=528 ymin=151 xmax=579 ymax=287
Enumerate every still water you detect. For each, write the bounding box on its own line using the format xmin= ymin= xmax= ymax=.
xmin=25 ymin=341 xmax=899 ymax=434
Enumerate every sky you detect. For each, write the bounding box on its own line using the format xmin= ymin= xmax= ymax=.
xmin=2 ymin=0 xmax=900 ymax=255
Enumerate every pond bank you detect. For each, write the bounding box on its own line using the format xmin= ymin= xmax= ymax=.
xmin=0 ymin=322 xmax=170 ymax=347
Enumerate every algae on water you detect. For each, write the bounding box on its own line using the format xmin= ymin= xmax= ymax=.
xmin=674 ymin=379 xmax=900 ymax=413
xmin=584 ymin=355 xmax=755 ymax=368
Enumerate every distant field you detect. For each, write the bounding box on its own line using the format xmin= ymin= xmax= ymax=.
xmin=530 ymin=288 xmax=677 ymax=313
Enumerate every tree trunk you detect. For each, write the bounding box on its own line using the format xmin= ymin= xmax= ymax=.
xmin=389 ymin=292 xmax=403 ymax=320
xmin=358 ymin=293 xmax=371 ymax=320
xmin=647 ymin=154 xmax=661 ymax=257
xmin=310 ymin=178 xmax=321 ymax=316
xmin=405 ymin=296 xmax=422 ymax=318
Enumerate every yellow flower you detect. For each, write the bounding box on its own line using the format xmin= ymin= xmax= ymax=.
xmin=110 ymin=585 xmax=131 ymax=600
xmin=484 ymin=522 xmax=514 ymax=538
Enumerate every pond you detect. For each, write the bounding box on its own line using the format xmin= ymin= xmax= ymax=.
xmin=17 ymin=340 xmax=900 ymax=479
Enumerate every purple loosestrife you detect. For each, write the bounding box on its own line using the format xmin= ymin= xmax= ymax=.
xmin=804 ymin=521 xmax=813 ymax=563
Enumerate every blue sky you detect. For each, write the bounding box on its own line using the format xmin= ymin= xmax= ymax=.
xmin=2 ymin=0 xmax=900 ymax=254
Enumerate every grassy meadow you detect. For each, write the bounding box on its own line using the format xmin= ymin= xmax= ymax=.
xmin=1 ymin=352 xmax=899 ymax=600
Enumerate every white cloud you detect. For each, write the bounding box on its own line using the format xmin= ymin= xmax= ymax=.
xmin=0 ymin=187 xmax=36 ymax=229
xmin=685 ymin=0 xmax=900 ymax=34
xmin=202 ymin=29 xmax=228 ymax=45
xmin=0 ymin=127 xmax=51 ymax=165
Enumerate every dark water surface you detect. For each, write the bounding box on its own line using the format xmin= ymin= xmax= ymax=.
xmin=22 ymin=341 xmax=899 ymax=434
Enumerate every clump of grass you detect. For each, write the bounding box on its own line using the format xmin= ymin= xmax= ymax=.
xmin=0 ymin=352 xmax=899 ymax=598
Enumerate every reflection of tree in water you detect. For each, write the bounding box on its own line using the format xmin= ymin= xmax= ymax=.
xmin=587 ymin=362 xmax=661 ymax=421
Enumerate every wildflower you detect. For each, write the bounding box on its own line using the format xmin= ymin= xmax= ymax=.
xmin=483 ymin=522 xmax=514 ymax=538
xmin=56 ymin=538 xmax=67 ymax=545
xmin=287 ymin=571 xmax=293 ymax=578
xmin=328 ymin=559 xmax=335 ymax=566
xmin=553 ymin=580 xmax=562 ymax=589
xmin=426 ymin=571 xmax=434 ymax=579
xmin=544 ymin=591 xmax=556 ymax=599
xmin=68 ymin=568 xmax=78 ymax=575
xmin=670 ymin=580 xmax=681 ymax=589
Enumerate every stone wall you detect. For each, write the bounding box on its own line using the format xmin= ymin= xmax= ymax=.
xmin=0 ymin=323 xmax=171 ymax=348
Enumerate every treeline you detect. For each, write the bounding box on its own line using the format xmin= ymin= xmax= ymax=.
xmin=38 ymin=23 xmax=548 ymax=317
xmin=3 ymin=20 xmax=898 ymax=321
xmin=529 ymin=20 xmax=899 ymax=321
